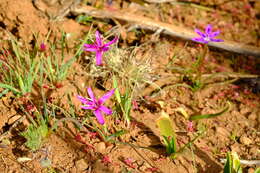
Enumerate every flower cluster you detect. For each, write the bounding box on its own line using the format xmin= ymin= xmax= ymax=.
xmin=79 ymin=25 xmax=224 ymax=125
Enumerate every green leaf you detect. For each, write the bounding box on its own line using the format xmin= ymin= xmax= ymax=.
xmin=59 ymin=58 xmax=75 ymax=78
xmin=113 ymin=76 xmax=121 ymax=104
xmin=156 ymin=111 xmax=175 ymax=138
xmin=105 ymin=130 xmax=127 ymax=141
xmin=169 ymin=136 xmax=177 ymax=153
xmin=231 ymin=152 xmax=242 ymax=173
xmin=223 ymin=152 xmax=242 ymax=173
xmin=224 ymin=152 xmax=232 ymax=173
xmin=16 ymin=72 xmax=25 ymax=94
xmin=190 ymin=102 xmax=230 ymax=120
xmin=254 ymin=168 xmax=260 ymax=173
xmin=76 ymin=15 xmax=93 ymax=24
xmin=0 ymin=83 xmax=20 ymax=94
xmin=0 ymin=89 xmax=9 ymax=98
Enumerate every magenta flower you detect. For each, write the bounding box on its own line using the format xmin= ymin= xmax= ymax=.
xmin=77 ymin=87 xmax=115 ymax=125
xmin=39 ymin=43 xmax=47 ymax=52
xmin=192 ymin=24 xmax=224 ymax=44
xmin=83 ymin=31 xmax=118 ymax=66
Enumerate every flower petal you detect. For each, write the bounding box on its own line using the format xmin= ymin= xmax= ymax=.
xmin=102 ymin=46 xmax=110 ymax=52
xmin=98 ymin=88 xmax=115 ymax=104
xmin=99 ymin=105 xmax=113 ymax=115
xmin=81 ymin=105 xmax=95 ymax=110
xmin=205 ymin=24 xmax=212 ymax=34
xmin=96 ymin=51 xmax=103 ymax=66
xmin=94 ymin=109 xmax=105 ymax=125
xmin=84 ymin=44 xmax=97 ymax=48
xmin=103 ymin=36 xmax=118 ymax=47
xmin=194 ymin=29 xmax=206 ymax=37
xmin=77 ymin=95 xmax=94 ymax=107
xmin=83 ymin=44 xmax=97 ymax=52
xmin=95 ymin=31 xmax=103 ymax=47
xmin=209 ymin=31 xmax=220 ymax=37
xmin=87 ymin=87 xmax=96 ymax=102
xmin=192 ymin=37 xmax=208 ymax=44
xmin=77 ymin=95 xmax=88 ymax=104
xmin=84 ymin=48 xmax=97 ymax=52
xmin=210 ymin=38 xmax=224 ymax=42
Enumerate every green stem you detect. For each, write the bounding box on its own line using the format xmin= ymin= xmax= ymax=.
xmin=196 ymin=44 xmax=208 ymax=82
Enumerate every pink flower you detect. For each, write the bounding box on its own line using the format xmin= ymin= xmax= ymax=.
xmin=192 ymin=24 xmax=223 ymax=44
xmin=83 ymin=31 xmax=118 ymax=66
xmin=123 ymin=158 xmax=136 ymax=169
xmin=187 ymin=121 xmax=194 ymax=132
xmin=40 ymin=43 xmax=47 ymax=52
xmin=77 ymin=87 xmax=115 ymax=125
xmin=101 ymin=155 xmax=112 ymax=165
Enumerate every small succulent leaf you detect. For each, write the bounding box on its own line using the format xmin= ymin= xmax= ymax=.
xmin=231 ymin=152 xmax=242 ymax=173
xmin=156 ymin=111 xmax=175 ymax=138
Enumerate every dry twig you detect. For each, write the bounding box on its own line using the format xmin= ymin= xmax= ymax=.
xmin=70 ymin=5 xmax=260 ymax=57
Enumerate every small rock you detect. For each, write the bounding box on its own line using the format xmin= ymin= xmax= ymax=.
xmin=75 ymin=159 xmax=88 ymax=171
xmin=239 ymin=135 xmax=252 ymax=145
xmin=96 ymin=142 xmax=106 ymax=154
xmin=230 ymin=143 xmax=240 ymax=153
xmin=215 ymin=127 xmax=229 ymax=139
xmin=239 ymin=105 xmax=251 ymax=115
xmin=248 ymin=168 xmax=255 ymax=173
xmin=92 ymin=160 xmax=112 ymax=173
xmin=248 ymin=113 xmax=257 ymax=120
xmin=249 ymin=146 xmax=259 ymax=158
xmin=139 ymin=162 xmax=150 ymax=172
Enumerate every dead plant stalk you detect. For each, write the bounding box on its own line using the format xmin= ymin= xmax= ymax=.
xmin=70 ymin=5 xmax=260 ymax=57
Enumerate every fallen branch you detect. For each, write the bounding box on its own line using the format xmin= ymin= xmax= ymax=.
xmin=141 ymin=73 xmax=259 ymax=96
xmin=70 ymin=5 xmax=260 ymax=57
xmin=220 ymin=159 xmax=260 ymax=166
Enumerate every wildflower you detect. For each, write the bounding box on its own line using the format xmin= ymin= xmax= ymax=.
xmin=187 ymin=121 xmax=194 ymax=132
xmin=132 ymin=100 xmax=138 ymax=110
xmin=39 ymin=43 xmax=47 ymax=52
xmin=192 ymin=24 xmax=224 ymax=44
xmin=83 ymin=31 xmax=118 ymax=66
xmin=123 ymin=158 xmax=136 ymax=169
xmin=25 ymin=103 xmax=36 ymax=114
xmin=88 ymin=132 xmax=98 ymax=140
xmin=77 ymin=87 xmax=115 ymax=125
xmin=101 ymin=155 xmax=112 ymax=166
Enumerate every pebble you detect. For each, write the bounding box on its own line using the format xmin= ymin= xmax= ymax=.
xmin=215 ymin=127 xmax=229 ymax=139
xmin=75 ymin=159 xmax=88 ymax=171
xmin=248 ymin=168 xmax=255 ymax=173
xmin=230 ymin=143 xmax=240 ymax=153
xmin=248 ymin=113 xmax=257 ymax=120
xmin=96 ymin=142 xmax=106 ymax=154
xmin=239 ymin=135 xmax=252 ymax=145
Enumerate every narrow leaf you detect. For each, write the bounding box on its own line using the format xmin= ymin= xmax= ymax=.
xmin=190 ymin=102 xmax=230 ymax=120
xmin=224 ymin=152 xmax=232 ymax=173
xmin=113 ymin=76 xmax=121 ymax=103
xmin=0 ymin=83 xmax=20 ymax=94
